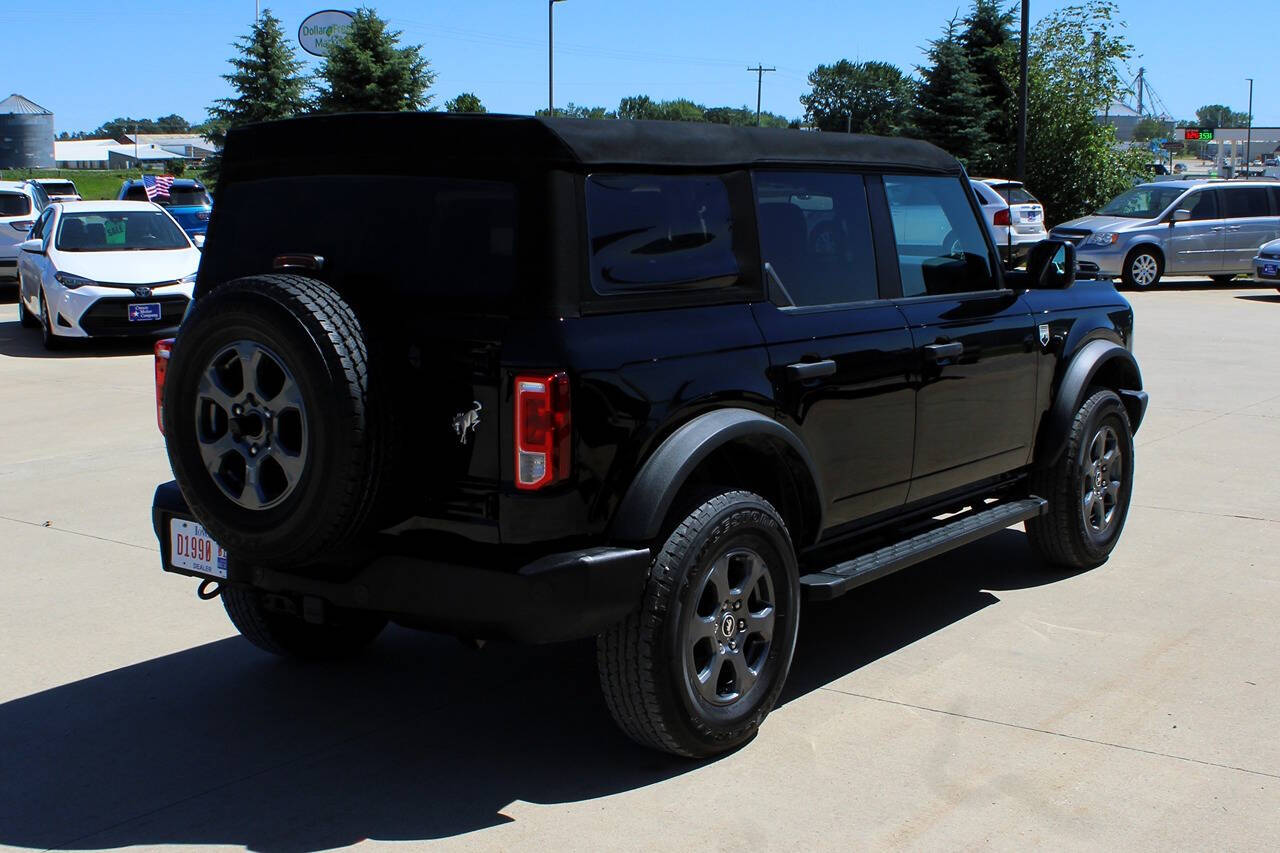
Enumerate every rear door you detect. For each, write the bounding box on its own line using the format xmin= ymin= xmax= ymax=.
xmin=878 ymin=174 xmax=1039 ymax=502
xmin=1167 ymin=188 xmax=1224 ymax=275
xmin=1220 ymin=185 xmax=1280 ymax=272
xmin=750 ymin=171 xmax=916 ymax=528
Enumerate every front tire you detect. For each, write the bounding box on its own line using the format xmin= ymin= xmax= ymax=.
xmin=1027 ymin=389 xmax=1135 ymax=569
xmin=221 ymin=585 xmax=386 ymax=659
xmin=1121 ymin=248 xmax=1162 ymax=290
xmin=597 ymin=490 xmax=801 ymax=757
xmin=38 ymin=289 xmax=63 ymax=350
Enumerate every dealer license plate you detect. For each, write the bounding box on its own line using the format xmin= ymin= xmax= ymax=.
xmin=129 ymin=302 xmax=162 ymax=322
xmin=1262 ymin=263 xmax=1278 ymax=278
xmin=169 ymin=518 xmax=227 ymax=579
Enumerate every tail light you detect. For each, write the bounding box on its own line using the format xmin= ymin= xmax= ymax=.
xmin=155 ymin=338 xmax=174 ymax=433
xmin=993 ymin=208 xmax=1011 ymax=227
xmin=514 ymin=372 xmax=571 ymax=490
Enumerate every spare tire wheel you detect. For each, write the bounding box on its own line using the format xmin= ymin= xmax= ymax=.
xmin=163 ymin=274 xmax=386 ymax=567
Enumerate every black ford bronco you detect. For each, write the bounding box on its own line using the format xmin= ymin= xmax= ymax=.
xmin=152 ymin=114 xmax=1147 ymax=757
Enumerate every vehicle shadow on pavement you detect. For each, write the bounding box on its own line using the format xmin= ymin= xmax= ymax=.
xmin=1235 ymin=293 xmax=1280 ymax=304
xmin=0 ymin=530 xmax=1071 ymax=851
xmin=0 ymin=317 xmax=156 ymax=359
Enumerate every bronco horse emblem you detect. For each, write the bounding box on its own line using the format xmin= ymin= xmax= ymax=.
xmin=452 ymin=401 xmax=483 ymax=445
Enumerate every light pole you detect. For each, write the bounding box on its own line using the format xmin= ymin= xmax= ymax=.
xmin=1246 ymin=77 xmax=1254 ymax=174
xmin=1015 ymin=0 xmax=1029 ymax=180
xmin=549 ymin=0 xmax=567 ymax=115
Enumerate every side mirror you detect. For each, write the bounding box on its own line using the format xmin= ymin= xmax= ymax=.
xmin=18 ymin=238 xmax=43 ymax=254
xmin=192 ymin=234 xmax=206 ymax=249
xmin=1170 ymin=209 xmax=1191 ymax=223
xmin=1025 ymin=239 xmax=1076 ymax=289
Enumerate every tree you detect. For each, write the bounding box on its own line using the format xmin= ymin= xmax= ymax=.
xmin=206 ymin=8 xmax=308 ymax=149
xmin=314 ymin=7 xmax=435 ymax=113
xmin=536 ymin=103 xmax=616 ymax=119
xmin=1195 ymin=104 xmax=1250 ymax=129
xmin=444 ymin=92 xmax=486 ymax=113
xmin=960 ymin=0 xmax=1017 ymax=174
xmin=1131 ymin=116 xmax=1170 ymax=142
xmin=800 ymin=60 xmax=914 ymax=135
xmin=914 ymin=18 xmax=989 ymax=166
xmin=1023 ymin=1 xmax=1147 ymax=223
xmin=703 ymin=105 xmax=790 ymax=128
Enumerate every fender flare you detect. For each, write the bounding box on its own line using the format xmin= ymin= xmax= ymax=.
xmin=610 ymin=408 xmax=825 ymax=545
xmin=1038 ymin=339 xmax=1147 ymax=466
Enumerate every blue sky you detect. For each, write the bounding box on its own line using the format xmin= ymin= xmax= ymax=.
xmin=4 ymin=1 xmax=1271 ymax=134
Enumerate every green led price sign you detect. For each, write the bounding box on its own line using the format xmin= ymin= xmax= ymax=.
xmin=1183 ymin=128 xmax=1215 ymax=141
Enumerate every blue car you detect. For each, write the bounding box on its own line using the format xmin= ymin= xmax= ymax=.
xmin=118 ymin=178 xmax=212 ymax=239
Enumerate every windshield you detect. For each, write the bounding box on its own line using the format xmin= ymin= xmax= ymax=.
xmin=42 ymin=182 xmax=77 ymax=196
xmin=1098 ymin=186 xmax=1185 ymax=218
xmin=55 ymin=211 xmax=190 ymax=252
xmin=0 ymin=192 xmax=32 ymax=217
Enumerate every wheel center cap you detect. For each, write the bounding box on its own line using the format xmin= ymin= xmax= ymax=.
xmin=720 ymin=612 xmax=737 ymax=638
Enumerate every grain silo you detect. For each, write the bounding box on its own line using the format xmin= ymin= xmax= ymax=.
xmin=0 ymin=94 xmax=55 ymax=169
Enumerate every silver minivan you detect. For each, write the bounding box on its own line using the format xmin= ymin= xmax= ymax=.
xmin=1051 ymin=180 xmax=1280 ymax=288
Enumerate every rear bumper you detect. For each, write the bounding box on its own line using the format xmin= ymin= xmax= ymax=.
xmin=151 ymin=481 xmax=650 ymax=644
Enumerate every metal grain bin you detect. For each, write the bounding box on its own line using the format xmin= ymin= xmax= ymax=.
xmin=0 ymin=94 xmax=55 ymax=169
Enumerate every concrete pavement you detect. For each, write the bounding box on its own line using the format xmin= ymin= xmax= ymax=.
xmin=1 ymin=281 xmax=1277 ymax=851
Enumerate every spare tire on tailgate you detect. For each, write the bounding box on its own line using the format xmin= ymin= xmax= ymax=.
xmin=163 ymin=274 xmax=386 ymax=567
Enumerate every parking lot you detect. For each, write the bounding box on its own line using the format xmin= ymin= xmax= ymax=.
xmin=1 ymin=280 xmax=1277 ymax=850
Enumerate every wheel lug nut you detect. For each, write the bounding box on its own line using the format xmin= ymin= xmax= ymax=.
xmin=733 ymin=601 xmax=741 ymax=611
xmin=738 ymin=619 xmax=746 ymax=630
xmin=232 ymin=405 xmax=243 ymax=416
xmin=718 ymin=644 xmax=725 ymax=654
xmin=249 ymin=445 xmax=258 ymax=456
xmin=729 ymin=640 xmax=737 ymax=650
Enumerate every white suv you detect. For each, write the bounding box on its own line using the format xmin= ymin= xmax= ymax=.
xmin=970 ymin=178 xmax=1048 ymax=263
xmin=0 ymin=180 xmax=47 ymax=283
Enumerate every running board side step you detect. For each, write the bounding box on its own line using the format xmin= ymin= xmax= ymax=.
xmin=800 ymin=497 xmax=1048 ymax=601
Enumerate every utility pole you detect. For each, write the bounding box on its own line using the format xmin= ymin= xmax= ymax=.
xmin=549 ymin=0 xmax=567 ymax=115
xmin=1246 ymin=77 xmax=1254 ymax=174
xmin=1015 ymin=0 xmax=1029 ymax=180
xmin=1136 ymin=67 xmax=1144 ymax=115
xmin=747 ymin=64 xmax=775 ymax=126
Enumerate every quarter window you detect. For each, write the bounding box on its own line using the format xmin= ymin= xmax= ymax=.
xmin=585 ymin=174 xmax=739 ymax=294
xmin=884 ymin=175 xmax=997 ymax=297
xmin=754 ymin=171 xmax=878 ymax=306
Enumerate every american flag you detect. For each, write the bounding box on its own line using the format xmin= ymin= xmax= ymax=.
xmin=142 ymin=174 xmax=174 ymax=201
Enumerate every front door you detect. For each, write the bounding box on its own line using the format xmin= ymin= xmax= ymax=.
xmin=751 ymin=171 xmax=916 ymax=530
xmin=1167 ymin=188 xmax=1224 ymax=275
xmin=880 ymin=174 xmax=1039 ymax=503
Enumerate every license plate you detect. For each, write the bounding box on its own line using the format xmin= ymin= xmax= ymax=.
xmin=1263 ymin=263 xmax=1278 ymax=278
xmin=169 ymin=518 xmax=227 ymax=579
xmin=129 ymin=302 xmax=162 ymax=322
xmin=1026 ymin=210 xmax=1040 ymax=220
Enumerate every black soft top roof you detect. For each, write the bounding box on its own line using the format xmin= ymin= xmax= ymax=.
xmin=222 ymin=112 xmax=960 ymax=176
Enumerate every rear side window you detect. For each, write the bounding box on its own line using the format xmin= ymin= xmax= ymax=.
xmin=1222 ymin=187 xmax=1271 ymax=219
xmin=755 ymin=171 xmax=879 ymax=306
xmin=991 ymin=184 xmax=1037 ymax=204
xmin=42 ymin=181 xmax=77 ymax=196
xmin=164 ymin=187 xmax=212 ymax=207
xmin=586 ymin=174 xmax=738 ymax=294
xmin=122 ymin=185 xmax=149 ymax=202
xmin=884 ymin=175 xmax=997 ymax=297
xmin=0 ymin=192 xmax=31 ymax=217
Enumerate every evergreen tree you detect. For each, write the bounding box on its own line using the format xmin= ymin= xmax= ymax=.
xmin=314 ymin=8 xmax=436 ymax=113
xmin=914 ymin=18 xmax=989 ymax=165
xmin=206 ymin=9 xmax=309 ymax=148
xmin=961 ymin=0 xmax=1017 ymax=174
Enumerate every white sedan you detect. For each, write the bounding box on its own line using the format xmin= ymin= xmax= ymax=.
xmin=970 ymin=178 xmax=1048 ymax=264
xmin=15 ymin=201 xmax=200 ymax=349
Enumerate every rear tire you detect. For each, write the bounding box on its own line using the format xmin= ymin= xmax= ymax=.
xmin=221 ymin=585 xmax=386 ymax=659
xmin=1121 ymin=248 xmax=1162 ymax=290
xmin=1027 ymin=389 xmax=1135 ymax=569
xmin=163 ymin=275 xmax=387 ymax=567
xmin=597 ymin=490 xmax=801 ymax=757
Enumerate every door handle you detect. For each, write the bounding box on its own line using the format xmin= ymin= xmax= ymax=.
xmin=785 ymin=359 xmax=837 ymax=381
xmin=1228 ymin=226 xmax=1243 ymax=231
xmin=924 ymin=342 xmax=964 ymax=361
xmin=1210 ymin=226 xmax=1225 ymax=232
